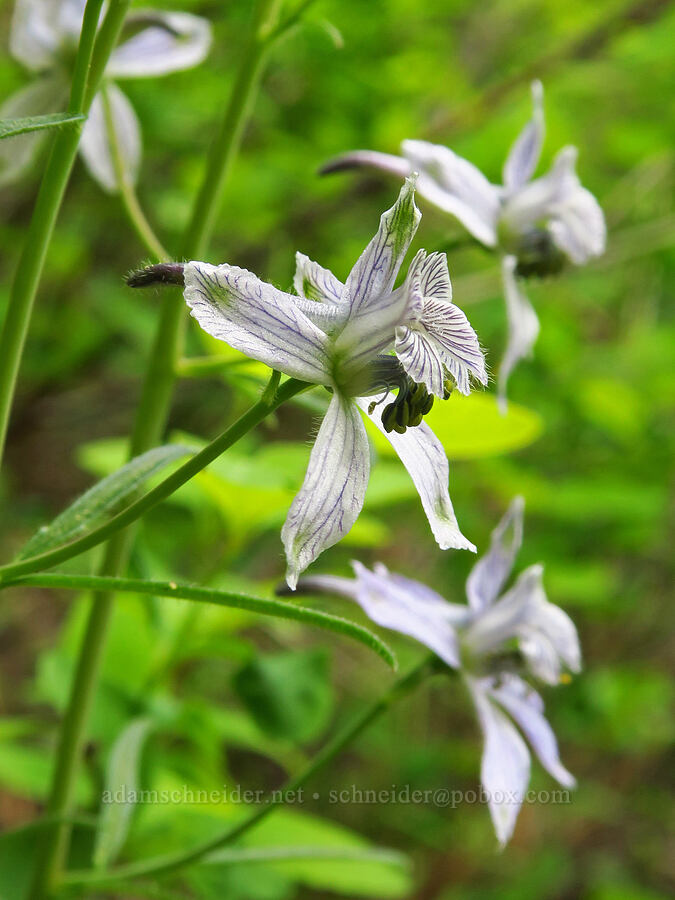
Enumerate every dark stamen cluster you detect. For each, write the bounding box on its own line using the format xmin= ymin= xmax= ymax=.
xmin=379 ymin=378 xmax=434 ymax=434
xmin=515 ymin=228 xmax=566 ymax=278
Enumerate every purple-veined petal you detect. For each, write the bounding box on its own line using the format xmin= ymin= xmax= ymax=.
xmin=344 ymin=176 xmax=421 ymax=318
xmin=466 ymin=676 xmax=531 ymax=847
xmin=419 ymin=298 xmax=487 ymax=395
xmin=395 ymin=325 xmax=445 ymax=397
xmin=184 ymin=262 xmax=332 ymax=384
xmin=319 ymin=149 xmax=413 ymax=179
xmin=401 ymin=140 xmax=500 ymax=247
xmin=415 ymin=250 xmax=453 ymax=302
xmin=358 ymin=397 xmax=476 ymax=553
xmin=282 ymin=393 xmax=370 ymax=589
xmin=107 ymin=11 xmax=212 ymax=79
xmin=10 ymin=0 xmax=87 ymax=70
xmin=489 ymin=674 xmax=576 ymax=787
xmin=0 ymin=75 xmax=68 ymax=186
xmin=79 ymin=84 xmax=141 ymax=192
xmin=294 ymin=252 xmax=345 ymax=305
xmin=503 ymin=81 xmax=544 ymax=192
xmin=466 ymin=496 xmax=524 ymax=613
xmin=348 ymin=561 xmax=462 ymax=667
xmin=498 ymin=255 xmax=540 ymax=412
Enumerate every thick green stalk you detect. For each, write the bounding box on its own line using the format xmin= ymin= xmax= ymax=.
xmin=63 ymin=656 xmax=439 ymax=887
xmin=0 ymin=0 xmax=130 ymax=469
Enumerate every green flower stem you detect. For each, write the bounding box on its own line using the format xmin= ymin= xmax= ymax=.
xmin=1 ymin=574 xmax=397 ymax=669
xmin=0 ymin=377 xmax=309 ymax=584
xmin=62 ymin=655 xmax=439 ymax=888
xmin=101 ymin=85 xmax=169 ymax=262
xmin=0 ymin=0 xmax=130 ymax=470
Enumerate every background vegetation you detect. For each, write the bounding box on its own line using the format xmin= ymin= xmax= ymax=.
xmin=0 ymin=0 xmax=673 ymax=897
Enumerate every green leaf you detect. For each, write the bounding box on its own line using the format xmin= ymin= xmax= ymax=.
xmin=94 ymin=717 xmax=154 ymax=868
xmin=366 ymin=393 xmax=543 ymax=460
xmin=232 ymin=650 xmax=333 ymax=742
xmin=17 ymin=444 xmax=194 ymax=559
xmin=0 ymin=112 xmax=86 ymax=140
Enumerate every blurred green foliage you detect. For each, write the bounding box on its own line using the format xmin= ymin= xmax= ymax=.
xmin=0 ymin=0 xmax=673 ymax=898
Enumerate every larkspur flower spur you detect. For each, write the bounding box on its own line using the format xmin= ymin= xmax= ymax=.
xmin=296 ymin=497 xmax=581 ymax=845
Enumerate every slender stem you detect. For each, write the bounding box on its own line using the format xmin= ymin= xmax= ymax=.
xmin=101 ymin=85 xmax=169 ymax=262
xmin=0 ymin=0 xmax=130 ymax=470
xmin=63 ymin=655 xmax=439 ymax=887
xmin=0 ymin=378 xmax=308 ymax=584
xmin=0 ymin=574 xmax=397 ymax=669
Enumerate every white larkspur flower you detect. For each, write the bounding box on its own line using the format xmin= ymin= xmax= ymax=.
xmin=321 ymin=81 xmax=606 ymax=406
xmin=183 ymin=180 xmax=482 ymax=588
xmin=297 ymin=497 xmax=580 ymax=846
xmin=1 ymin=0 xmax=212 ymax=190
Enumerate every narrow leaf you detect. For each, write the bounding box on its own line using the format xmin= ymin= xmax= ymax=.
xmin=17 ymin=445 xmax=194 ymax=559
xmin=93 ymin=717 xmax=154 ymax=868
xmin=204 ymin=844 xmax=409 ymax=867
xmin=2 ymin=574 xmax=398 ymax=670
xmin=0 ymin=112 xmax=86 ymax=140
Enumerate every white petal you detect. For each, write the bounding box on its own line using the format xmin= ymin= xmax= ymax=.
xmin=319 ymin=149 xmax=413 ymax=179
xmin=489 ymin=674 xmax=576 ymax=787
xmin=394 ymin=326 xmax=445 ymax=397
xmin=500 ymin=145 xmax=578 ymax=234
xmin=10 ymin=0 xmax=86 ymax=71
xmin=419 ymin=298 xmax=487 ymax=395
xmin=184 ymin=262 xmax=332 ymax=385
xmin=401 ymin=140 xmax=500 ymax=247
xmin=294 ymin=251 xmax=345 ymax=305
xmin=0 ymin=76 xmax=67 ymax=186
xmin=415 ymin=250 xmax=453 ymax=302
xmin=282 ymin=394 xmax=370 ymax=589
xmin=548 ymin=184 xmax=606 ymax=263
xmin=344 ymin=176 xmax=420 ymax=318
xmin=498 ymin=255 xmax=540 ymax=412
xmin=107 ymin=11 xmax=212 ymax=79
xmin=349 ymin=562 xmax=462 ymax=668
xmin=358 ymin=398 xmax=476 ymax=552
xmin=466 ymin=496 xmax=524 ymax=613
xmin=467 ymin=676 xmax=530 ymax=847
xmin=503 ymin=81 xmax=544 ymax=192
xmin=79 ymin=85 xmax=141 ymax=192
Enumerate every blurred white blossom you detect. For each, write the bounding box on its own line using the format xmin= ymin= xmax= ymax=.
xmin=298 ymin=497 xmax=581 ymax=846
xmin=1 ymin=0 xmax=212 ymax=190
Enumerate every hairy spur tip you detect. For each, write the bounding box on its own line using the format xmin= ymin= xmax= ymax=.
xmin=125 ymin=263 xmax=185 ymax=289
xmin=317 ymin=156 xmax=358 ymax=176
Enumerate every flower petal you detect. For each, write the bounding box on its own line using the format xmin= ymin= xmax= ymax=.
xmin=184 ymin=262 xmax=331 ymax=383
xmin=466 ymin=496 xmax=524 ymax=613
xmin=358 ymin=398 xmax=476 ymax=552
xmin=498 ymin=255 xmax=540 ymax=412
xmin=394 ymin=325 xmax=445 ymax=397
xmin=401 ymin=139 xmax=500 ymax=247
xmin=350 ymin=562 xmax=462 ymax=667
xmin=503 ymin=81 xmax=544 ymax=192
xmin=282 ymin=393 xmax=370 ymax=589
xmin=79 ymin=85 xmax=141 ymax=192
xmin=107 ymin=11 xmax=212 ymax=79
xmin=420 ymin=298 xmax=487 ymax=395
xmin=10 ymin=0 xmax=85 ymax=71
xmin=294 ymin=252 xmax=345 ymax=305
xmin=489 ymin=674 xmax=576 ymax=788
xmin=467 ymin=676 xmax=531 ymax=847
xmin=548 ymin=184 xmax=606 ymax=264
xmin=0 ymin=76 xmax=68 ymax=186
xmin=373 ymin=563 xmax=470 ymax=626
xmin=344 ymin=176 xmax=420 ymax=318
